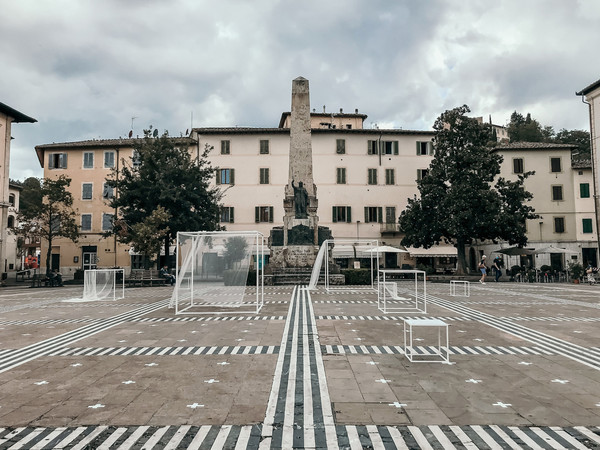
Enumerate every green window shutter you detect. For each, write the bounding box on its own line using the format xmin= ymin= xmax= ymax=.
xmin=378 ymin=207 xmax=383 ymax=223
xmin=583 ymin=218 xmax=593 ymax=233
xmin=428 ymin=142 xmax=433 ymax=155
xmin=230 ymin=168 xmax=235 ymax=185
xmin=336 ymin=139 xmax=345 ymax=154
xmin=580 ymin=183 xmax=590 ymax=198
xmin=393 ymin=141 xmax=399 ymax=155
xmin=416 ymin=142 xmax=420 ymax=155
xmin=62 ymin=153 xmax=68 ymax=168
xmin=48 ymin=153 xmax=53 ymax=168
xmin=216 ymin=169 xmax=221 ymax=185
xmin=255 ymin=207 xmax=259 ymax=223
xmin=269 ymin=206 xmax=274 ymax=223
xmin=364 ymin=207 xmax=369 ymax=223
xmin=230 ymin=208 xmax=234 ymax=223
xmin=346 ymin=206 xmax=352 ymax=223
xmin=332 ymin=206 xmax=337 ymax=223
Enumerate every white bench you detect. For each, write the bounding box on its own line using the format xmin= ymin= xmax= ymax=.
xmin=403 ymin=319 xmax=450 ymax=363
xmin=450 ymin=280 xmax=470 ymax=297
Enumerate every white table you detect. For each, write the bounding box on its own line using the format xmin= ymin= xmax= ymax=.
xmin=450 ymin=280 xmax=470 ymax=297
xmin=403 ymin=318 xmax=450 ymax=363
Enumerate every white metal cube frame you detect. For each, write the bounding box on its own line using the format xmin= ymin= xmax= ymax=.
xmin=450 ymin=280 xmax=470 ymax=297
xmin=82 ymin=268 xmax=125 ymax=302
xmin=171 ymin=231 xmax=265 ymax=315
xmin=377 ymin=269 xmax=426 ymax=314
xmin=404 ymin=319 xmax=450 ymax=363
xmin=323 ymin=239 xmax=379 ymax=292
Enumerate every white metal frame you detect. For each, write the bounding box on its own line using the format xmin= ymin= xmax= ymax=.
xmin=450 ymin=280 xmax=470 ymax=297
xmin=404 ymin=319 xmax=450 ymax=363
xmin=84 ymin=268 xmax=125 ymax=301
xmin=377 ymin=269 xmax=426 ymax=314
xmin=324 ymin=238 xmax=379 ymax=292
xmin=173 ymin=231 xmax=265 ymax=315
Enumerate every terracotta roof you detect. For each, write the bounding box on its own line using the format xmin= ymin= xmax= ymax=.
xmin=571 ymin=159 xmax=592 ymax=169
xmin=493 ymin=141 xmax=577 ymax=151
xmin=194 ymin=127 xmax=289 ymax=135
xmin=0 ymin=102 xmax=36 ymax=123
xmin=576 ymin=77 xmax=600 ymax=96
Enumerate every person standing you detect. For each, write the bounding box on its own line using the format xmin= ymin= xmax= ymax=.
xmin=492 ymin=256 xmax=502 ymax=282
xmin=478 ymin=255 xmax=487 ymax=284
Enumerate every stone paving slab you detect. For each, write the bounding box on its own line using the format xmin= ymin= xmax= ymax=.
xmin=0 ymin=282 xmax=598 ymax=448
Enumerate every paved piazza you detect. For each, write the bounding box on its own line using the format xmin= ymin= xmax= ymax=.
xmin=0 ymin=282 xmax=599 ymax=448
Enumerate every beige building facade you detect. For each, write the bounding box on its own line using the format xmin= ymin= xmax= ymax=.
xmin=0 ymin=102 xmax=36 ymax=276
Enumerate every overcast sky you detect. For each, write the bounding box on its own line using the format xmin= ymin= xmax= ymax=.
xmin=2 ymin=0 xmax=600 ymax=181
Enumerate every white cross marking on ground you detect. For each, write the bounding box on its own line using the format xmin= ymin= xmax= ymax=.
xmin=573 ymin=331 xmax=583 ymax=333
xmin=414 ymin=338 xmax=424 ymax=341
xmin=466 ymin=379 xmax=482 ymax=383
xmin=178 ymin=339 xmax=187 ymax=342
xmin=122 ymin=380 xmax=136 ymax=385
xmin=389 ymin=402 xmax=407 ymax=408
xmin=366 ymin=361 xmax=379 ymax=365
xmin=356 ymin=338 xmax=363 ymax=341
xmin=118 ymin=340 xmax=127 ymax=343
xmin=242 ymin=330 xmax=249 ymax=333
xmin=137 ymin=331 xmax=143 ymax=334
xmin=71 ymin=363 xmax=82 ymax=367
xmin=596 ymin=403 xmax=600 ymax=407
xmin=457 ymin=330 xmax=467 ymax=333
xmin=351 ymin=329 xmax=358 ymax=332
xmin=34 ymin=381 xmax=48 ymax=385
xmin=376 ymin=379 xmax=391 ymax=384
xmin=519 ymin=361 xmax=532 ymax=365
xmin=22 ymin=333 xmax=31 ymax=336
xmin=551 ymin=379 xmax=569 ymax=384
xmin=236 ymin=338 xmax=244 ymax=342
xmin=493 ymin=402 xmax=512 ymax=408
xmin=204 ymin=379 xmax=219 ymax=384
xmin=191 ymin=331 xmax=198 ymax=334
xmin=346 ymin=323 xmax=352 ymax=325
xmin=187 ymin=403 xmax=204 ymax=409
xmin=88 ymin=404 xmax=105 ymax=409
xmin=217 ymin=362 xmax=230 ymax=366
xmin=145 ymin=363 xmax=158 ymax=367
xmin=473 ymin=338 xmax=484 ymax=342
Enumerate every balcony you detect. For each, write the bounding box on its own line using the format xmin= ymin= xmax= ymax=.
xmin=380 ymin=223 xmax=400 ymax=234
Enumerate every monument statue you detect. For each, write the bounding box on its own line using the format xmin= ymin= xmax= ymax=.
xmin=292 ymin=180 xmax=308 ymax=219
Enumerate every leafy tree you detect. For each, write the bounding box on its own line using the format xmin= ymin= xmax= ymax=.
xmin=114 ymin=206 xmax=170 ymax=269
xmin=399 ymin=105 xmax=538 ymax=274
xmin=108 ymin=128 xmax=221 ymax=269
xmin=17 ymin=175 xmax=78 ymax=275
xmin=507 ymin=111 xmax=544 ymax=142
xmin=224 ymin=236 xmax=248 ymax=269
xmin=554 ymin=128 xmax=591 ymax=160
xmin=18 ymin=177 xmax=43 ymax=216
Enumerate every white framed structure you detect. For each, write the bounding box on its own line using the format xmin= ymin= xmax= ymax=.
xmin=322 ymin=239 xmax=379 ymax=291
xmin=82 ymin=269 xmax=125 ymax=302
xmin=377 ymin=269 xmax=426 ymax=314
xmin=171 ymin=231 xmax=264 ymax=315
xmin=403 ymin=319 xmax=449 ymax=363
xmin=450 ymin=280 xmax=470 ymax=297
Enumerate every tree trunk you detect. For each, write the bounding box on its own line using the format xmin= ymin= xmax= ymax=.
xmin=45 ymin=235 xmax=52 ymax=276
xmin=455 ymin=238 xmax=468 ymax=275
xmin=164 ymin=234 xmax=171 ymax=269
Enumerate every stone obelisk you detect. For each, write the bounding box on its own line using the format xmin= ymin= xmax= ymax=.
xmin=269 ymin=77 xmax=331 ymax=268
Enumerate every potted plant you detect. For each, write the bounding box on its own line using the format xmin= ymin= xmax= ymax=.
xmin=568 ymin=262 xmax=584 ymax=283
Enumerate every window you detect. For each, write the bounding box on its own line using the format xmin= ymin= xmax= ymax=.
xmin=513 ymin=158 xmax=524 ymax=174
xmin=385 ymin=168 xmax=395 ymax=185
xmin=364 ymin=206 xmax=383 ymax=223
xmin=551 ymin=185 xmax=563 ymax=201
xmin=104 ymin=151 xmax=115 ymax=168
xmin=82 ymin=183 xmax=93 ymax=200
xmin=102 ymin=213 xmax=114 ymax=231
xmin=367 ymin=140 xmax=378 ymax=155
xmin=583 ymin=218 xmax=593 ymax=234
xmin=336 ymin=139 xmax=345 ymax=154
xmin=221 ymin=140 xmax=230 ymax=155
xmin=216 ymin=168 xmax=235 ymax=185
xmin=580 ymin=183 xmax=590 ymax=198
xmin=132 ymin=150 xmax=141 ymax=168
xmin=81 ymin=214 xmax=92 ymax=231
xmin=83 ymin=152 xmax=94 ymax=169
xmin=220 ymin=207 xmax=234 ymax=223
xmin=102 ymin=183 xmax=114 ymax=199
xmin=416 ymin=141 xmax=433 ymax=155
xmin=48 ymin=153 xmax=67 ymax=169
xmin=336 ymin=168 xmax=346 ymax=184
xmin=259 ymin=168 xmax=270 ymax=184
xmin=332 ymin=206 xmax=351 ymax=223
xmin=8 ymin=194 xmax=15 ymax=206
xmin=382 ymin=140 xmax=399 ymax=155
xmin=385 ymin=206 xmax=396 ymax=223
xmin=50 ymin=217 xmax=60 ymax=232
xmin=255 ymin=206 xmax=274 ymax=223
xmin=259 ymin=140 xmax=269 ymax=154
xmin=417 ymin=169 xmax=429 ymax=181
xmin=7 ymin=216 xmax=14 ymax=228
xmin=368 ymin=168 xmax=377 ymax=185
xmin=554 ymin=217 xmax=565 ymax=233
xmin=550 ymin=157 xmax=561 ymax=173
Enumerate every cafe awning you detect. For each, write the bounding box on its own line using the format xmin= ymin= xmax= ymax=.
xmin=406 ymin=245 xmax=457 ymax=258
